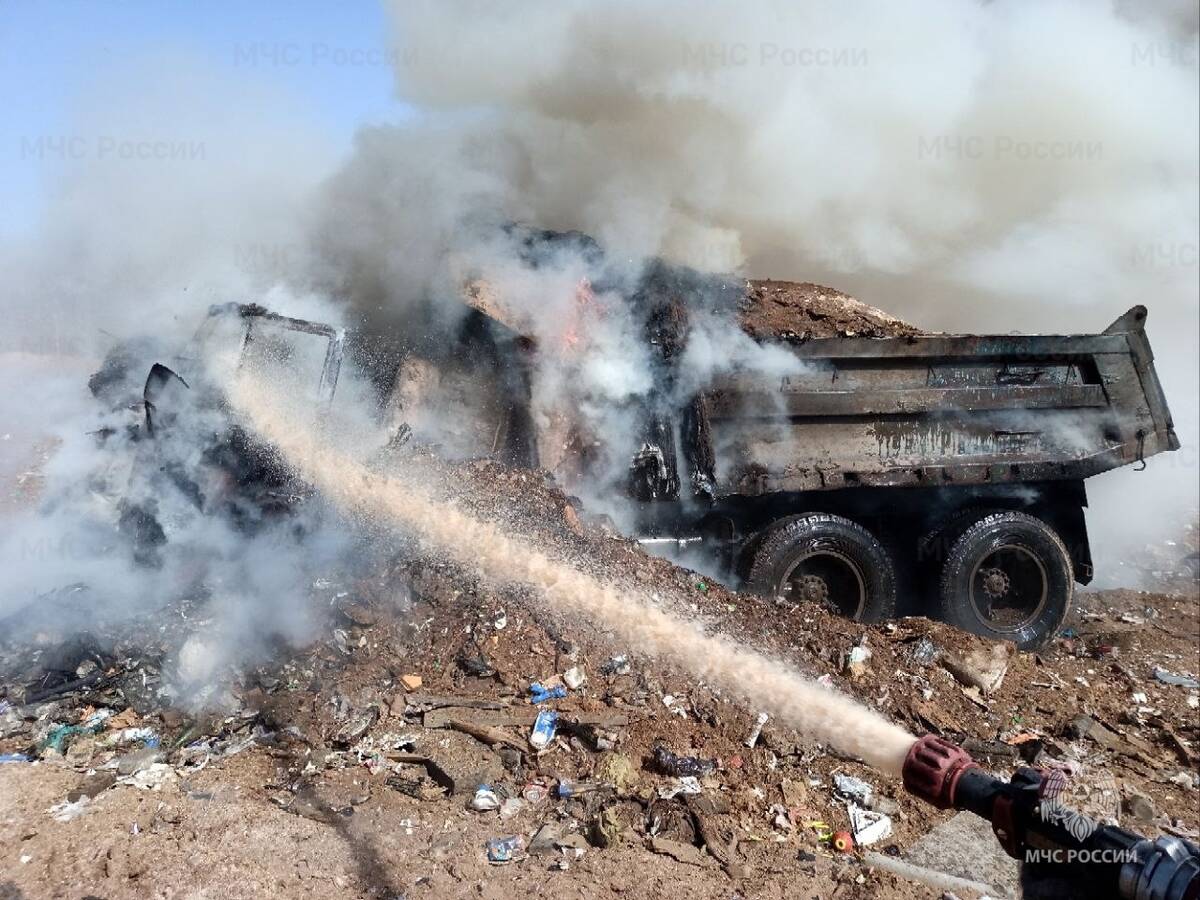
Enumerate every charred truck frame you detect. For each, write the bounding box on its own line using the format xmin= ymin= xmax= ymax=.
xmin=630 ymin=303 xmax=1178 ymax=649
xmin=376 ymin=258 xmax=1177 ymax=650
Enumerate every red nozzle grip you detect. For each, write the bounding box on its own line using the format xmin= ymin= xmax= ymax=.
xmin=902 ymin=735 xmax=978 ymax=809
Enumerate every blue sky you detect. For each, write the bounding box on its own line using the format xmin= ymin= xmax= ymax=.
xmin=0 ymin=0 xmax=407 ymax=236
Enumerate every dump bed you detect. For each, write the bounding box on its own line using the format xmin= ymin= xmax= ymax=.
xmin=696 ymin=306 xmax=1178 ymax=497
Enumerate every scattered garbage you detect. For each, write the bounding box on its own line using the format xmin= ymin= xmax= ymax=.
xmin=556 ymin=778 xmax=603 ymax=798
xmin=599 ymin=655 xmax=630 ymax=676
xmin=833 ymin=773 xmax=873 ymax=806
xmin=470 ymin=784 xmax=501 ymax=811
xmin=562 ymin=666 xmax=587 ymax=689
xmin=522 ymin=781 xmax=550 ymax=803
xmin=847 ymin=803 xmax=893 ymax=846
xmin=529 ymin=710 xmax=558 ymax=750
xmin=910 ymin=637 xmax=939 ymax=666
xmin=652 ymin=745 xmax=717 ymax=777
xmin=831 ymin=830 xmax=855 ymax=853
xmin=658 ymin=776 xmax=703 ymax=799
xmin=528 ymin=682 xmax=567 ymax=704
xmin=456 ymin=652 xmax=496 ymax=678
xmin=745 ymin=711 xmax=769 ymax=748
xmin=485 ymin=834 xmax=526 ymax=864
xmin=0 ymin=753 xmax=30 ymax=763
xmin=1153 ymin=667 xmax=1200 ymax=689
xmin=500 ymin=797 xmax=522 ymax=818
xmin=844 ymin=643 xmax=872 ymax=679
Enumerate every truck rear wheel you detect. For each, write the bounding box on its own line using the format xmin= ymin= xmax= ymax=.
xmin=939 ymin=511 xmax=1072 ymax=650
xmin=745 ymin=514 xmax=897 ymax=623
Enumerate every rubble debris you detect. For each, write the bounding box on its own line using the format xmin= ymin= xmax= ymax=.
xmin=1153 ymin=667 xmax=1200 ymax=689
xmin=941 ymin=642 xmax=1013 ymax=695
xmin=485 ymin=835 xmax=527 ymax=864
xmin=562 ymin=665 xmax=587 ymax=689
xmin=647 ymin=836 xmax=718 ymax=868
xmin=400 ymin=673 xmax=424 ymax=690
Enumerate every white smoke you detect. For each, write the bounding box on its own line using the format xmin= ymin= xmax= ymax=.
xmin=341 ymin=0 xmax=1198 ymax=574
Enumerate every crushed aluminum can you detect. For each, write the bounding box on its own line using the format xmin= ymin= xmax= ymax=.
xmin=485 ymin=835 xmax=526 ymax=864
xmin=522 ymin=781 xmax=549 ymax=803
xmin=529 ymin=710 xmax=558 ymax=750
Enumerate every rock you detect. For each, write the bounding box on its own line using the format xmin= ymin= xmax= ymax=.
xmin=942 ymin=641 xmax=1013 ymax=695
xmin=401 ymin=674 xmax=423 ymax=690
xmin=1123 ymin=792 xmax=1157 ymax=822
xmin=117 ymin=747 xmax=164 ymax=776
xmin=67 ymin=771 xmax=117 ymax=802
xmin=563 ymin=504 xmax=585 ymax=536
xmin=647 ymin=837 xmax=718 ymax=868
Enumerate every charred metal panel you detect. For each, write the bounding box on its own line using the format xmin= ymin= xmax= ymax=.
xmin=693 ymin=306 xmax=1178 ymax=500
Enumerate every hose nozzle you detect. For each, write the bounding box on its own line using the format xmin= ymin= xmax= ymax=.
xmin=902 ymin=734 xmax=978 ymax=809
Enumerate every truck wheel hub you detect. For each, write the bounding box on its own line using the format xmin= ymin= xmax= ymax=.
xmin=980 ymin=567 xmax=1010 ymax=599
xmin=796 ymin=574 xmax=829 ymax=605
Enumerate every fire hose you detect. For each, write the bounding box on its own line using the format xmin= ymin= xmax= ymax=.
xmin=901 ymin=735 xmax=1200 ymax=900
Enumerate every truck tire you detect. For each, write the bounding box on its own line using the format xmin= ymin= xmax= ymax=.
xmin=745 ymin=514 xmax=897 ymax=623
xmin=939 ymin=511 xmax=1072 ymax=650
xmin=734 ymin=515 xmax=804 ymax=582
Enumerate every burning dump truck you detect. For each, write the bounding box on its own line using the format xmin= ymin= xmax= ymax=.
xmin=97 ymin=248 xmax=1178 ymax=652
xmin=375 ymin=258 xmax=1179 ymax=651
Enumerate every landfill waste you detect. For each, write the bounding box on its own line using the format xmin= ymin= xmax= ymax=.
xmin=486 ymin=835 xmax=527 ymax=864
xmin=556 ymin=778 xmax=603 ymax=798
xmin=658 ymin=776 xmax=703 ymax=799
xmin=745 ymin=711 xmax=769 ymax=748
xmin=833 ymin=773 xmax=873 ymax=806
xmin=529 ymin=710 xmax=558 ymax=750
xmin=652 ymin=745 xmax=717 ymax=778
xmin=528 ymin=682 xmax=568 ymax=704
xmin=832 ymin=830 xmax=855 ymax=853
xmin=599 ymin=655 xmax=630 ymax=676
xmin=470 ymin=784 xmax=501 ymax=811
xmin=848 ymin=803 xmax=893 ymax=846
xmin=0 ymin=753 xmax=30 ymax=763
xmin=562 ymin=666 xmax=587 ymax=689
xmin=1153 ymin=667 xmax=1200 ymax=689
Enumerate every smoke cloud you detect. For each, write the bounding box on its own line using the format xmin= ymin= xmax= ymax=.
xmin=330 ymin=0 xmax=1196 ymax=569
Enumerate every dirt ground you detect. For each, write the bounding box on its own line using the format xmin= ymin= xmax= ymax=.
xmin=738 ymin=280 xmax=921 ymax=340
xmin=2 ymin=456 xmax=1197 ymax=900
